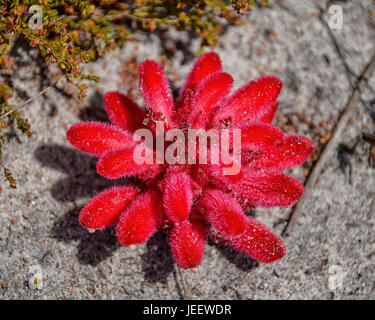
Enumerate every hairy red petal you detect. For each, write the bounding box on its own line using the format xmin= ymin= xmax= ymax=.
xmin=190 ymin=164 xmax=210 ymax=187
xmin=139 ymin=60 xmax=174 ymax=125
xmin=116 ymin=190 xmax=164 ymax=245
xmin=179 ymin=52 xmax=222 ymax=105
xmin=79 ymin=186 xmax=139 ymax=230
xmin=231 ymin=172 xmax=304 ymax=208
xmin=246 ymin=136 xmax=314 ymax=172
xmin=213 ymin=76 xmax=282 ymax=126
xmin=168 ymin=218 xmax=206 ymax=269
xmin=258 ymin=101 xmax=279 ymax=123
xmin=67 ymin=122 xmax=135 ymax=156
xmin=205 ymin=148 xmax=244 ymax=185
xmin=199 ymin=189 xmax=247 ymax=237
xmin=163 ymin=172 xmax=193 ymax=223
xmin=104 ymin=91 xmax=146 ymax=132
xmin=240 ymin=123 xmax=285 ymax=152
xmin=188 ymin=72 xmax=233 ymax=129
xmin=228 ymin=217 xmax=286 ymax=263
xmin=96 ymin=148 xmax=161 ymax=180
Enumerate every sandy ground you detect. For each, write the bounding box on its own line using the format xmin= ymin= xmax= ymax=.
xmin=1 ymin=0 xmax=375 ymax=299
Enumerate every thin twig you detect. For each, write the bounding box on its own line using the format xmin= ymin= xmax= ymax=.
xmin=65 ymin=10 xmax=179 ymax=24
xmin=284 ymin=53 xmax=375 ymax=235
xmin=110 ymin=12 xmax=179 ymax=24
xmin=362 ymin=132 xmax=375 ymax=145
xmin=0 ymin=77 xmax=60 ymax=120
xmin=176 ymin=264 xmax=189 ymax=300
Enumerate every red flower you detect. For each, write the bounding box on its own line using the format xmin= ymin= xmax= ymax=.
xmin=67 ymin=52 xmax=313 ymax=269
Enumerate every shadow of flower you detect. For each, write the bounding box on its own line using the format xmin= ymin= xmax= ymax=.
xmin=51 ymin=205 xmax=120 ymax=266
xmin=141 ymin=231 xmax=175 ymax=284
xmin=34 ymin=144 xmax=118 ymax=202
xmin=216 ymin=245 xmax=258 ymax=271
xmin=34 ymin=142 xmax=122 ymax=266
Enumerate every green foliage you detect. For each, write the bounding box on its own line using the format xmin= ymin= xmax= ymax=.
xmin=0 ymin=0 xmax=270 ymax=188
